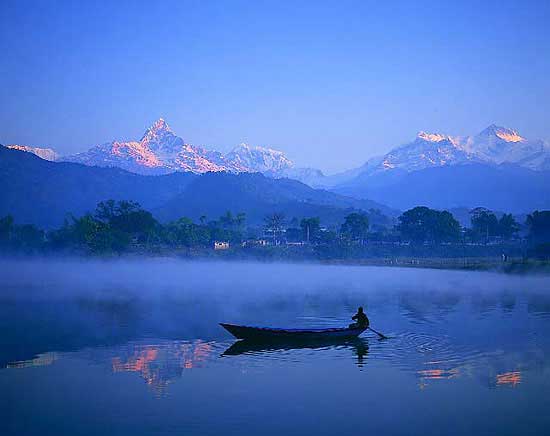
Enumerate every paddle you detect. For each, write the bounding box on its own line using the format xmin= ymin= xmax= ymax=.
xmin=368 ymin=326 xmax=389 ymax=339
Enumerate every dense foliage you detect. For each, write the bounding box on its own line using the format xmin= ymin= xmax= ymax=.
xmin=397 ymin=207 xmax=461 ymax=244
xmin=527 ymin=211 xmax=550 ymax=244
xmin=1 ymin=200 xmax=548 ymax=258
xmin=469 ymin=208 xmax=520 ymax=242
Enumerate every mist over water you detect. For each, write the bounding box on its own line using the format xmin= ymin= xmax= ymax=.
xmin=1 ymin=259 xmax=550 ymax=436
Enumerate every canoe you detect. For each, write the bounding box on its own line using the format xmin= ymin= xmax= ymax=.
xmin=220 ymin=323 xmax=366 ymax=341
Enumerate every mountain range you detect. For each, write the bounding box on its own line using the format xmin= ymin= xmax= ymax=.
xmin=329 ymin=125 xmax=550 ymax=211
xmin=0 ymin=146 xmax=391 ymax=228
xmin=7 ymin=118 xmax=296 ymax=176
xmin=357 ymin=125 xmax=550 ymax=175
xmin=4 ymin=120 xmax=550 ymax=214
xmin=9 ymin=120 xmax=550 ymax=178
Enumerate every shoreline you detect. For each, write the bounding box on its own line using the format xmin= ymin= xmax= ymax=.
xmin=318 ymin=257 xmax=550 ymax=274
xmin=2 ymin=251 xmax=549 ymax=275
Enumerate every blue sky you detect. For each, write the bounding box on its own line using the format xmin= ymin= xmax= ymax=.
xmin=1 ymin=0 xmax=549 ymax=173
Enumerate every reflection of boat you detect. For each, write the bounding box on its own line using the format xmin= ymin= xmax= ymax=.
xmin=222 ymin=337 xmax=368 ymax=357
xmin=220 ymin=323 xmax=366 ymax=340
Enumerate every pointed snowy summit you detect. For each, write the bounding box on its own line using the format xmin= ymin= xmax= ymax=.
xmin=477 ymin=124 xmax=525 ymax=143
xmin=416 ymin=131 xmax=449 ymax=143
xmin=140 ymin=118 xmax=174 ymax=142
xmin=61 ymin=119 xmax=293 ymax=175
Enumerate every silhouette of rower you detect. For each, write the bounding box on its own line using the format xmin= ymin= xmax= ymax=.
xmin=350 ymin=306 xmax=370 ymax=329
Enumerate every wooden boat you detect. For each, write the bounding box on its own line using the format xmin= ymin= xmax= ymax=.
xmin=220 ymin=322 xmax=366 ymax=341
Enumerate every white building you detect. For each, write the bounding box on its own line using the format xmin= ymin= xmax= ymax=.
xmin=214 ymin=241 xmax=230 ymax=250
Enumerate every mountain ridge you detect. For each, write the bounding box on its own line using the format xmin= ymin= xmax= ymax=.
xmin=8 ymin=121 xmax=550 ymax=180
xmin=0 ymin=145 xmax=393 ymax=228
xmin=6 ymin=121 xmax=550 ymax=213
xmin=334 ymin=163 xmax=550 ymax=213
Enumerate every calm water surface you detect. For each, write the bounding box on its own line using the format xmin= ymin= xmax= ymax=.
xmin=1 ymin=259 xmax=549 ymax=436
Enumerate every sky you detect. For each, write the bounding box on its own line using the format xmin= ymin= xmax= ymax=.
xmin=1 ymin=0 xmax=550 ymax=173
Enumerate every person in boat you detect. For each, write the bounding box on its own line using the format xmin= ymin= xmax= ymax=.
xmin=350 ymin=306 xmax=369 ymax=329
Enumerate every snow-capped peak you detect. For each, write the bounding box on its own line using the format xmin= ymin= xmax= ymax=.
xmin=6 ymin=145 xmax=59 ymax=161
xmin=140 ymin=118 xmax=174 ymax=142
xmin=232 ymin=142 xmax=288 ymax=156
xmin=416 ymin=131 xmax=449 ymax=143
xmin=60 ymin=120 xmax=294 ymax=176
xmin=367 ymin=124 xmax=549 ymax=175
xmin=478 ymin=124 xmax=525 ymax=143
xmin=225 ymin=142 xmax=293 ymax=173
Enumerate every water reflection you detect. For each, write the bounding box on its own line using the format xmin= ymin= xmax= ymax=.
xmin=417 ymin=366 xmax=461 ymax=389
xmin=2 ymin=260 xmax=550 ymax=436
xmin=222 ymin=337 xmax=370 ymax=367
xmin=110 ymin=340 xmax=214 ymax=395
xmin=7 ymin=352 xmax=58 ymax=369
xmin=496 ymin=371 xmax=522 ymax=387
xmin=4 ymin=326 xmax=543 ymax=397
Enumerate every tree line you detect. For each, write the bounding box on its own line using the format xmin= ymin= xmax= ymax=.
xmin=1 ymin=200 xmax=549 ymax=257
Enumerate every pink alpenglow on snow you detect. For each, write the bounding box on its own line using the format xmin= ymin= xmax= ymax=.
xmin=60 ymin=119 xmax=295 ymax=176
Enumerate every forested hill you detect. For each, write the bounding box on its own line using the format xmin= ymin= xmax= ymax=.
xmin=334 ymin=163 xmax=550 ymax=213
xmin=0 ymin=146 xmax=393 ymax=228
xmin=0 ymin=146 xmax=196 ymax=227
xmin=154 ymin=172 xmax=394 ymax=225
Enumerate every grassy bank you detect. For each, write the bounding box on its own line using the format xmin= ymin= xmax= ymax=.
xmin=164 ymin=246 xmax=550 ymax=274
xmin=320 ymin=257 xmax=550 ymax=274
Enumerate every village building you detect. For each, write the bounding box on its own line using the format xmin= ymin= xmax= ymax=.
xmin=213 ymin=241 xmax=230 ymax=250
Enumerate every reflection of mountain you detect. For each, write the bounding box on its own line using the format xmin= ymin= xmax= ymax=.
xmin=4 ymin=339 xmax=217 ymax=396
xmin=417 ymin=364 xmax=522 ymax=389
xmin=7 ymin=352 xmax=58 ymax=369
xmin=111 ymin=340 xmax=214 ymax=395
xmin=496 ymin=371 xmax=521 ymax=387
xmin=415 ymin=358 xmax=526 ymax=390
xmin=0 ymin=292 xmax=225 ymax=368
xmin=417 ymin=366 xmax=460 ymax=389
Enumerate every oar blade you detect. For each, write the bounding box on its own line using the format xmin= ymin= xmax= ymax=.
xmin=368 ymin=327 xmax=389 ymax=339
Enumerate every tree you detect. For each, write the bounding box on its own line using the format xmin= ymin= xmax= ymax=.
xmin=526 ymin=210 xmax=550 ymax=244
xmin=235 ymin=212 xmax=246 ymax=230
xmin=498 ymin=214 xmax=519 ymax=239
xmin=300 ymin=217 xmax=321 ymax=243
xmin=434 ymin=211 xmax=462 ymax=243
xmin=94 ymin=199 xmax=118 ymax=223
xmin=470 ymin=207 xmax=499 ymax=242
xmin=74 ymin=214 xmax=128 ymax=254
xmin=219 ymin=211 xmax=234 ymax=230
xmin=341 ymin=212 xmax=370 ymax=244
xmin=264 ymin=212 xmax=286 ymax=244
xmin=366 ymin=208 xmax=392 ymax=231
xmin=49 ymin=201 xmax=155 ymax=254
xmin=165 ymin=217 xmax=210 ymax=247
xmin=285 ymin=227 xmax=302 ymax=242
xmin=318 ymin=229 xmax=337 ymax=245
xmin=13 ymin=224 xmax=45 ymax=252
xmin=0 ymin=215 xmax=14 ymax=246
xmin=397 ymin=207 xmax=460 ymax=244
xmin=112 ymin=209 xmax=157 ymax=236
xmin=94 ymin=200 xmax=157 ymax=243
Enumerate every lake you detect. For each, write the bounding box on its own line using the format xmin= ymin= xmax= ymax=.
xmin=1 ymin=259 xmax=549 ymax=436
